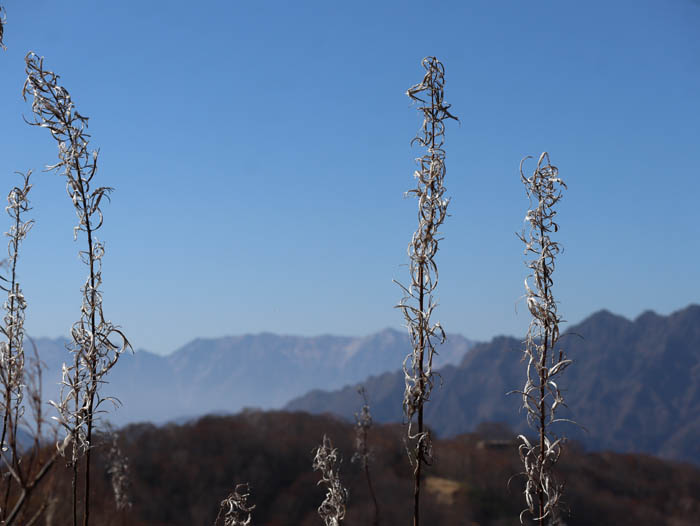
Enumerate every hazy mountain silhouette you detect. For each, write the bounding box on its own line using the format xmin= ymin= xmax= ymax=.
xmin=286 ymin=305 xmax=700 ymax=465
xmin=32 ymin=328 xmax=474 ymax=426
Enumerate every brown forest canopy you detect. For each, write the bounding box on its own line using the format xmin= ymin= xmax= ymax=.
xmin=26 ymin=411 xmax=700 ymax=526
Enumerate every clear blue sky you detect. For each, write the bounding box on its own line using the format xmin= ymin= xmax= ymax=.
xmin=0 ymin=0 xmax=698 ymax=355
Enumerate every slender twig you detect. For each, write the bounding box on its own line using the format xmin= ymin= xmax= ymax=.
xmin=395 ymin=56 xmax=456 ymax=526
xmin=4 ymin=448 xmax=60 ymax=526
xmin=24 ymin=501 xmax=48 ymax=526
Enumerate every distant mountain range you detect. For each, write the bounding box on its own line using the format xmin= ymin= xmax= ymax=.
xmin=31 ymin=328 xmax=474 ymax=426
xmin=286 ymin=305 xmax=700 ymax=465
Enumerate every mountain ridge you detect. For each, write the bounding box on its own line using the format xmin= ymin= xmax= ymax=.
xmin=30 ymin=327 xmax=475 ymax=426
xmin=287 ymin=304 xmax=700 ymax=465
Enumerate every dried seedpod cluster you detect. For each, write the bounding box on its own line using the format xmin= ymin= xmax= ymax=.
xmin=0 ymin=174 xmax=59 ymax=526
xmin=396 ymin=55 xmax=456 ymax=526
xmin=0 ymin=17 xmax=63 ymax=525
xmin=106 ymin=433 xmax=132 ymax=512
xmin=516 ymin=152 xmax=571 ymax=524
xmin=351 ymin=387 xmax=379 ymax=526
xmin=312 ymin=435 xmax=348 ymax=526
xmin=214 ymin=483 xmax=255 ymax=526
xmin=351 ymin=387 xmax=372 ymax=468
xmin=23 ymin=52 xmax=129 ymax=526
xmin=0 ymin=172 xmax=31 ymax=521
xmin=0 ymin=171 xmax=33 ymax=456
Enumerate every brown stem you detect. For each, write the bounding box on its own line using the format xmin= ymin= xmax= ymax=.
xmin=1 ymin=197 xmax=24 ymax=521
xmin=364 ymin=461 xmax=380 ymax=526
xmin=24 ymin=501 xmax=47 ymax=526
xmin=64 ymin=117 xmax=99 ymax=526
xmin=72 ymin=460 xmax=78 ymax=526
xmin=538 ymin=227 xmax=550 ymax=523
xmin=76 ymin=166 xmax=98 ymax=526
xmin=413 ymin=262 xmax=425 ymax=526
xmin=5 ymin=448 xmax=58 ymax=526
xmin=413 ymin=73 xmax=439 ymax=526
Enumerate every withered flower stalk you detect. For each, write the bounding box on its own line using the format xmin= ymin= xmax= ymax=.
xmin=516 ymin=152 xmax=571 ymax=524
xmin=214 ymin=483 xmax=255 ymax=526
xmin=313 ymin=435 xmax=348 ymax=526
xmin=106 ymin=433 xmax=132 ymax=512
xmin=395 ymin=56 xmax=456 ymax=526
xmin=0 ymin=171 xmax=32 ymax=519
xmin=23 ymin=52 xmax=130 ymax=526
xmin=0 ymin=172 xmax=33 ymax=453
xmin=351 ymin=387 xmax=379 ymax=526
xmin=0 ymin=174 xmax=60 ymax=526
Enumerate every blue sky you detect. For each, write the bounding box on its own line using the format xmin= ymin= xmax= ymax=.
xmin=0 ymin=0 xmax=698 ymax=355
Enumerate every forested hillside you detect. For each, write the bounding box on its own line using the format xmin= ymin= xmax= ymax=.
xmin=23 ymin=411 xmax=700 ymax=526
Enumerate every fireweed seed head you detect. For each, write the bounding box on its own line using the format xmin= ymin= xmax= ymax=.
xmin=313 ymin=435 xmax=348 ymax=526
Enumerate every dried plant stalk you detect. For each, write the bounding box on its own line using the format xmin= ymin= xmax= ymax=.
xmin=23 ymin=52 xmax=130 ymax=526
xmin=395 ymin=56 xmax=456 ymax=526
xmin=312 ymin=435 xmax=348 ymax=526
xmin=0 ymin=174 xmax=60 ymax=526
xmin=0 ymin=18 xmax=59 ymax=525
xmin=214 ymin=483 xmax=255 ymax=526
xmin=106 ymin=432 xmax=132 ymax=512
xmin=0 ymin=171 xmax=33 ymax=456
xmin=351 ymin=387 xmax=379 ymax=526
xmin=0 ymin=171 xmax=32 ymax=519
xmin=516 ymin=152 xmax=570 ymax=524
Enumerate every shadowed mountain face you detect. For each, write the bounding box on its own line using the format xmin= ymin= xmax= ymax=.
xmin=32 ymin=328 xmax=474 ymax=426
xmin=286 ymin=305 xmax=700 ymax=465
